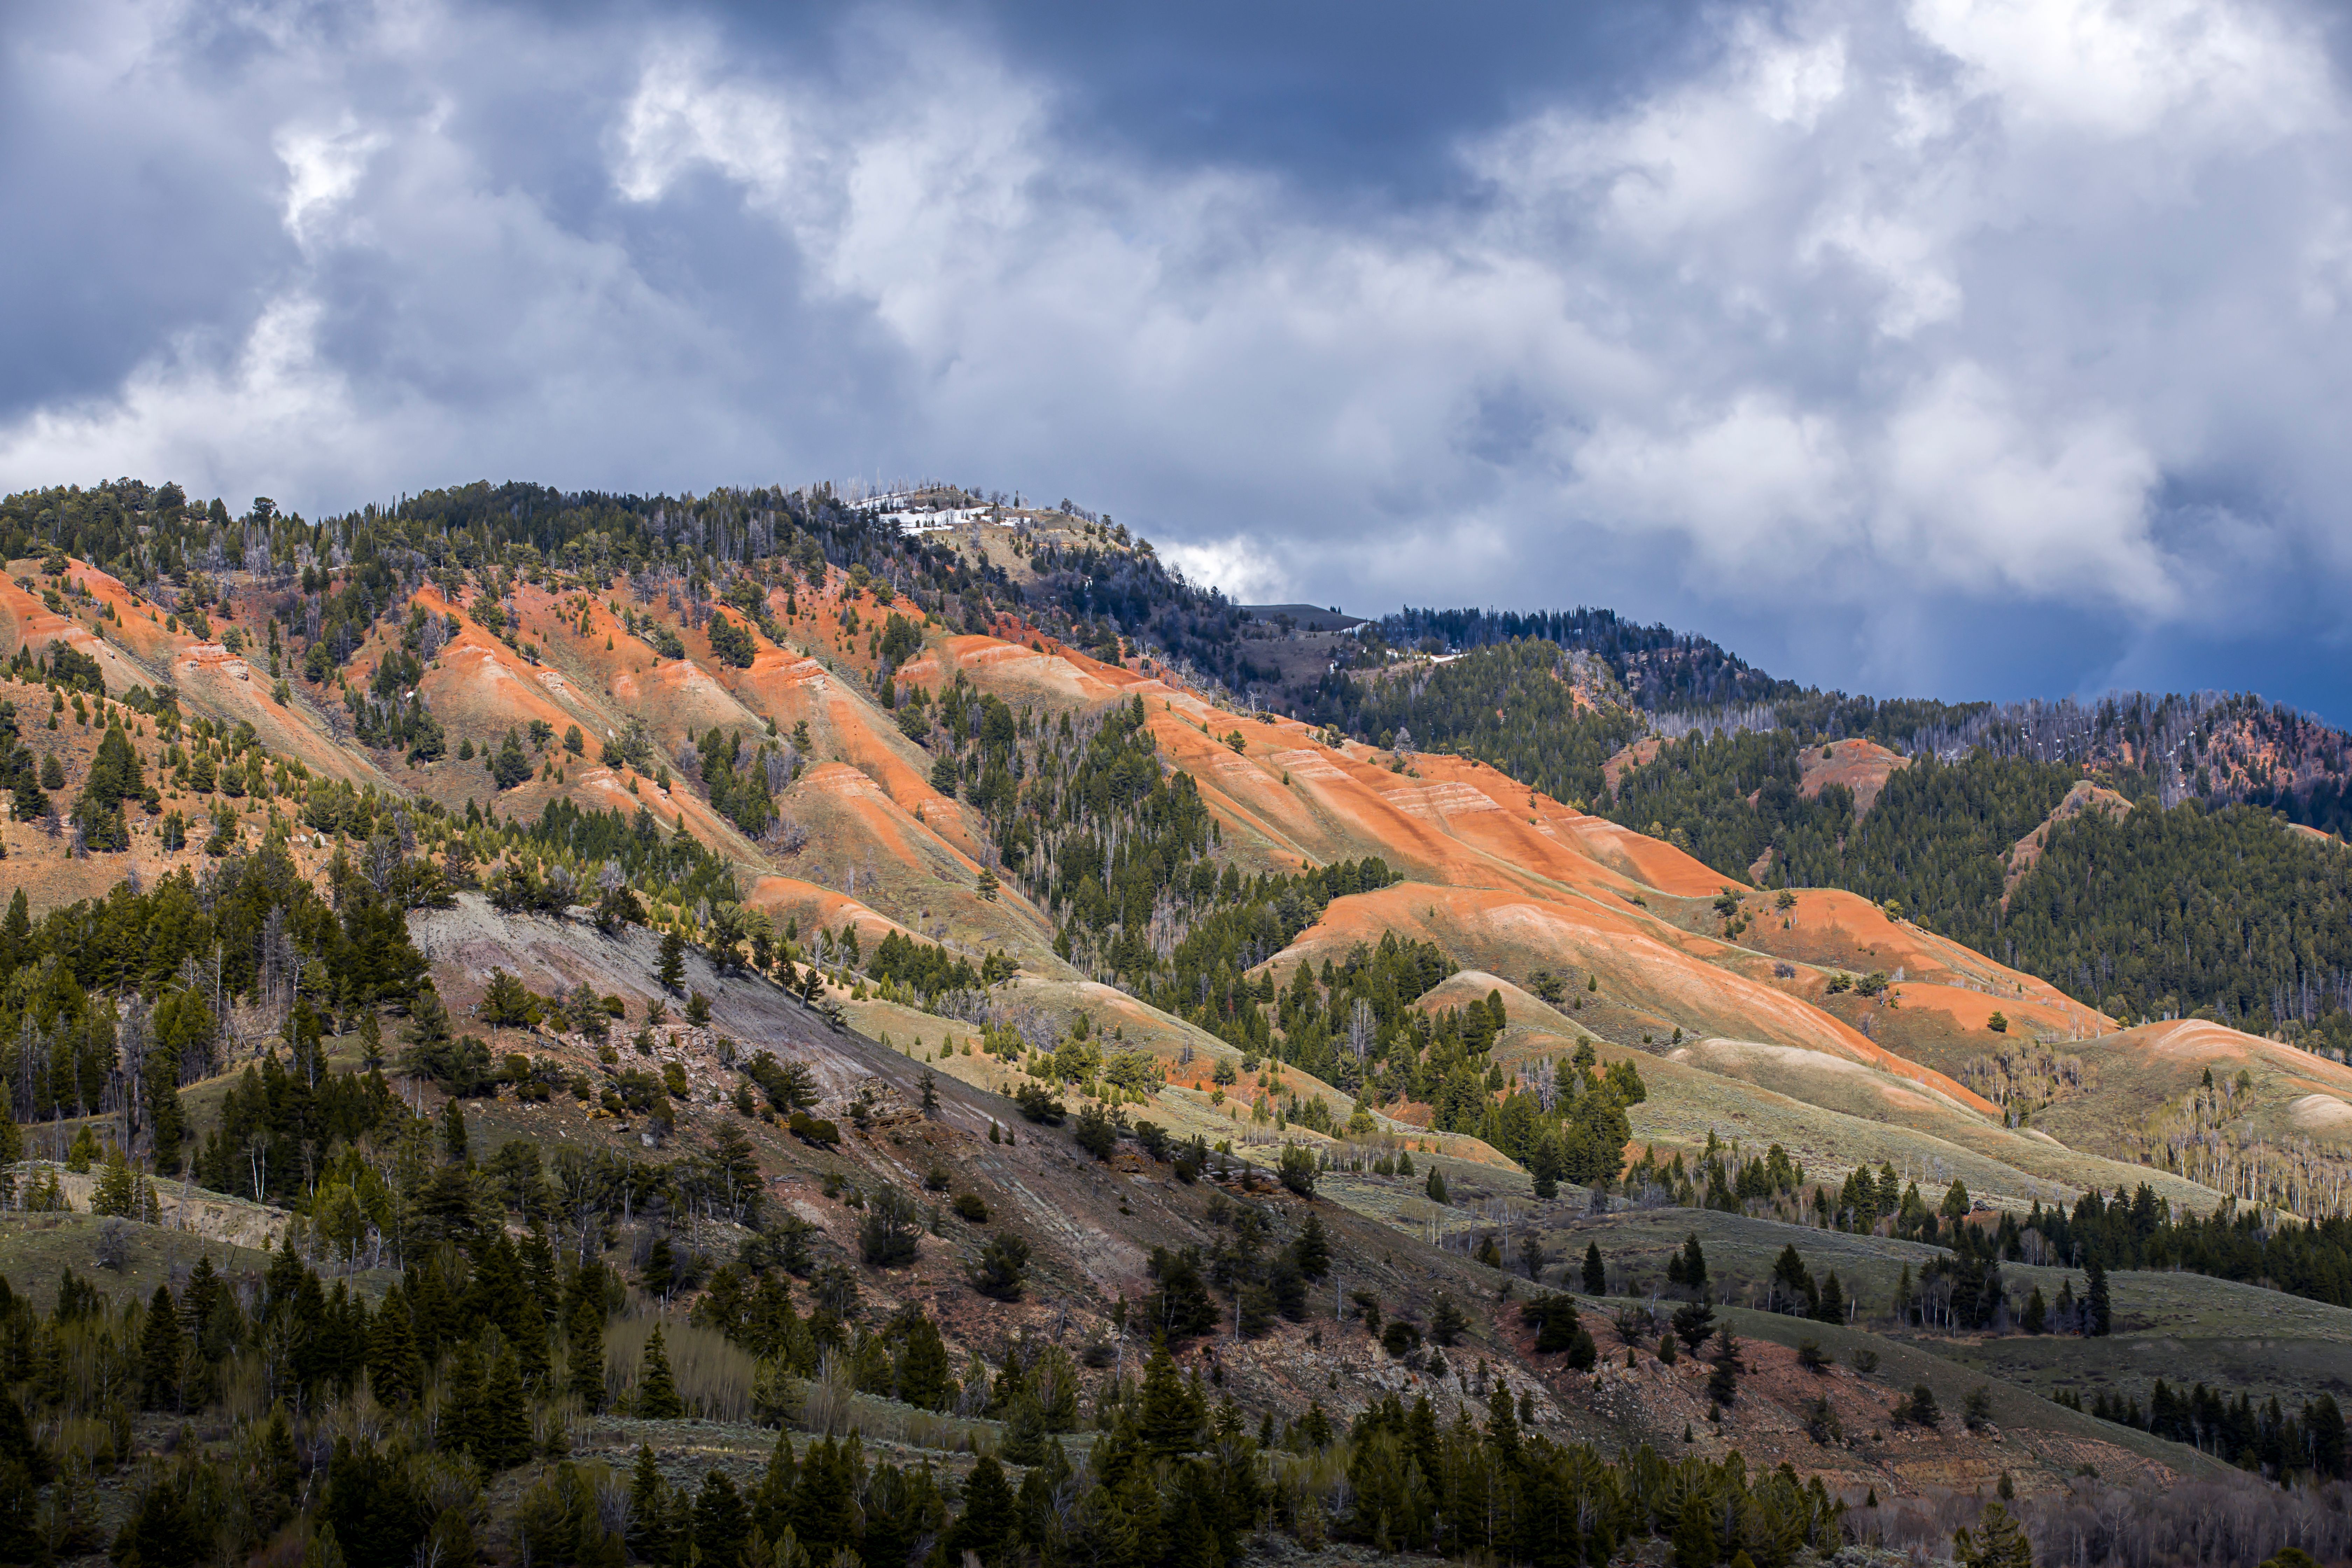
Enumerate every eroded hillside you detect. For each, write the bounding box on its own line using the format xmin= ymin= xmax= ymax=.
xmin=5 ymin=483 xmax=2351 ymax=1568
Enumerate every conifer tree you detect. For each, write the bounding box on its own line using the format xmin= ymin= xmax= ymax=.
xmin=636 ymin=1325 xmax=684 ymax=1418
xmin=628 ymin=1444 xmax=671 ymax=1561
xmin=1430 ymin=1295 xmax=1468 ymax=1347
xmin=1953 ymin=1500 xmax=2033 ymax=1568
xmin=1293 ymin=1213 xmax=1331 ymax=1280
xmin=140 ymin=1285 xmax=183 ymax=1410
xmin=368 ymin=1288 xmax=424 ymax=1407
xmin=946 ymin=1455 xmax=1014 ymax=1562
xmin=1673 ymin=1491 xmax=1717 ymax=1568
xmin=2086 ymin=1256 xmax=2113 ymax=1337
xmin=146 ymin=1069 xmax=187 ymax=1175
xmin=1583 ymin=1241 xmax=1607 ymax=1295
xmin=478 ymin=1351 xmax=532 ymax=1469
xmin=443 ymin=1340 xmax=488 ymax=1456
xmin=492 ymin=729 xmax=532 ymax=790
xmin=93 ymin=1146 xmax=138 ymax=1217
xmin=658 ymin=930 xmax=687 ymax=994
xmin=1140 ymin=1342 xmax=1204 ymax=1455
xmin=569 ymin=1307 xmax=607 ymax=1420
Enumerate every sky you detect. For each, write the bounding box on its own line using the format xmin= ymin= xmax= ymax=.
xmin=7 ymin=0 xmax=2352 ymax=719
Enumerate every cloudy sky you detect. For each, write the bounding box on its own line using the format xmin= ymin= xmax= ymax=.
xmin=7 ymin=0 xmax=2352 ymax=718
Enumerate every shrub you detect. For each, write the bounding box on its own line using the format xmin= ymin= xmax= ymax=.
xmin=859 ymin=1185 xmax=922 ymax=1267
xmin=1612 ymin=1305 xmax=1654 ymax=1346
xmin=1896 ymin=1384 xmax=1941 ymax=1429
xmin=788 ymin=1112 xmax=840 ymax=1148
xmin=706 ymin=612 xmax=757 ymax=668
xmin=952 ymin=1192 xmax=989 ymax=1224
xmin=1074 ymin=1104 xmax=1116 ymax=1160
xmin=1014 ymin=1083 xmax=1066 ymax=1125
xmin=1964 ymin=1385 xmax=1994 ymax=1431
xmin=969 ymin=1232 xmax=1030 ymax=1300
xmin=1430 ymin=1295 xmax=1468 ymax=1347
xmin=1522 ymin=1293 xmax=1581 ymax=1354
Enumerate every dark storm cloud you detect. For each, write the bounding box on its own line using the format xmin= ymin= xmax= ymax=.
xmin=6 ymin=0 xmax=2352 ymax=719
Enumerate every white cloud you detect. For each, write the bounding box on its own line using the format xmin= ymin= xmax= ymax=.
xmin=1907 ymin=0 xmax=2329 ymax=141
xmin=276 ymin=119 xmax=389 ymax=251
xmin=0 ymin=296 xmax=394 ymax=506
xmin=1877 ymin=363 xmax=2170 ymax=608
xmin=1563 ymin=395 xmax=1859 ymax=580
xmin=1161 ymin=537 xmax=1291 ymax=604
xmin=2 ymin=0 xmax=2351 ymax=703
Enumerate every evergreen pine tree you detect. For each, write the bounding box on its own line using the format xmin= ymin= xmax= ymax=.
xmin=443 ymin=1340 xmax=488 ymax=1457
xmin=709 ymin=1120 xmax=761 ymax=1224
xmin=1583 ymin=1241 xmax=1606 ymax=1295
xmin=1678 ymin=1233 xmax=1708 ymax=1294
xmin=658 ymin=930 xmax=687 ymax=994
xmin=139 ymin=1285 xmax=183 ymax=1410
xmin=946 ymin=1455 xmax=1015 ymax=1563
xmin=146 ymin=1070 xmax=188 ymax=1175
xmin=492 ymin=729 xmax=533 ymax=790
xmin=1293 ymin=1213 xmax=1331 ymax=1280
xmin=481 ymin=1351 xmax=532 ymax=1469
xmin=569 ymin=1314 xmax=608 ymax=1409
xmin=1140 ymin=1342 xmax=1204 ymax=1454
xmin=628 ymin=1444 xmax=671 ymax=1561
xmin=2086 ymin=1256 xmax=2112 ymax=1337
xmin=1430 ymin=1295 xmax=1468 ymax=1347
xmin=1953 ymin=1500 xmax=2034 ymax=1568
xmin=368 ymin=1288 xmax=423 ymax=1407
xmin=1672 ymin=1485 xmax=1717 ymax=1568
xmin=636 ymin=1325 xmax=684 ymax=1418
xmin=92 ymin=1146 xmax=138 ymax=1217
xmin=442 ymin=1098 xmax=469 ymax=1165
xmin=1484 ymin=1378 xmax=1521 ymax=1464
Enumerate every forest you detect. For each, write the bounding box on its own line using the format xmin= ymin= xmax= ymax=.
xmin=1321 ymin=639 xmax=2352 ymax=1042
xmin=0 ymin=1198 xmax=1880 ymax=1568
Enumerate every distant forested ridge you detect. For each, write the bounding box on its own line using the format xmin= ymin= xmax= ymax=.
xmin=1310 ymin=636 xmax=2352 ymax=1045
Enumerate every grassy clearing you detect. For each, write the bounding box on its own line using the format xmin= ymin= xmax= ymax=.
xmin=1538 ymin=1203 xmax=2352 ymax=1437
xmin=1709 ymin=1304 xmax=2237 ymax=1482
xmin=0 ymin=1212 xmax=275 ymax=1312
